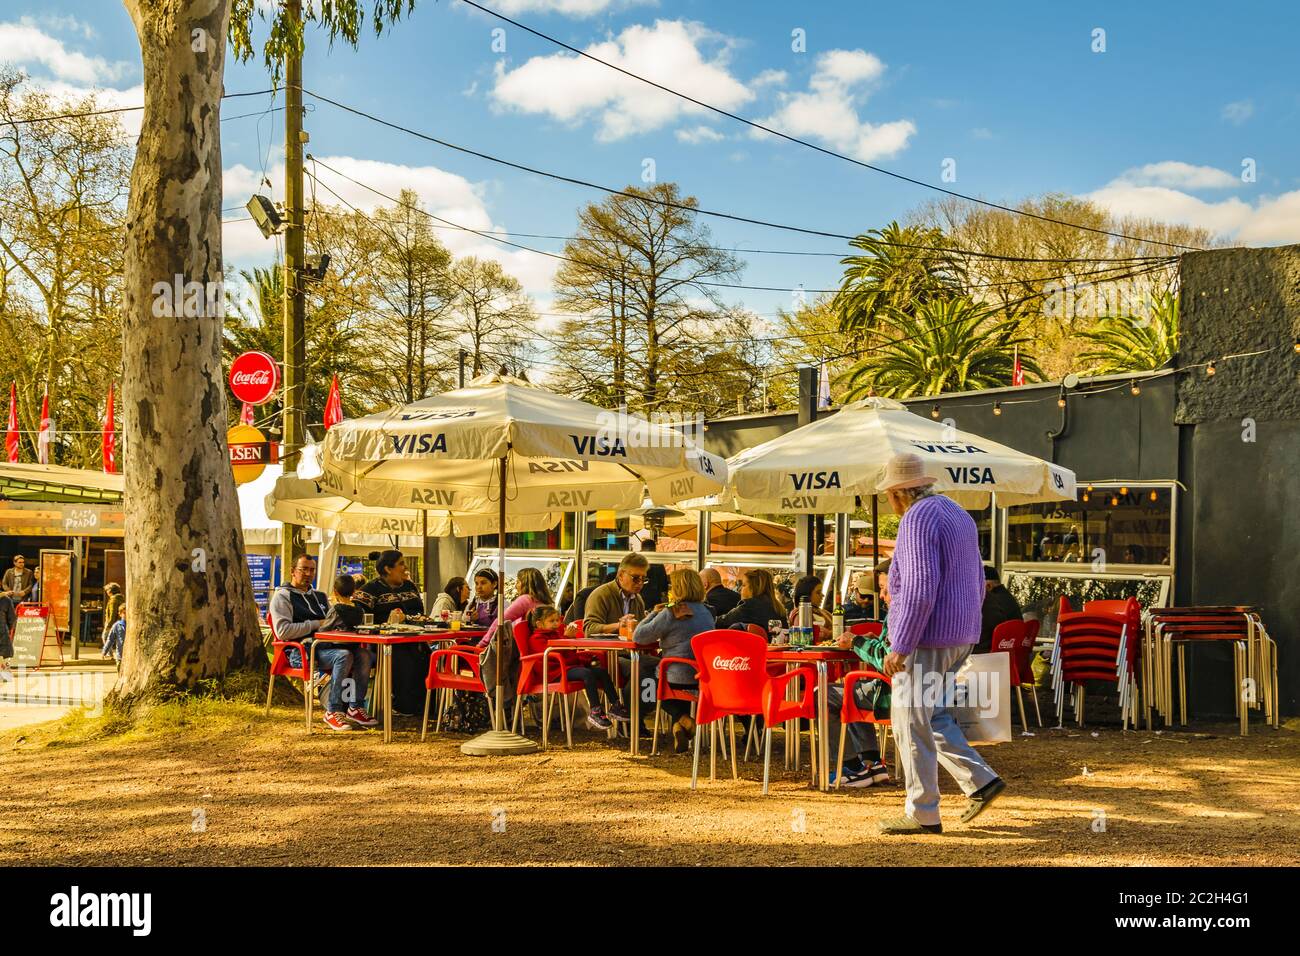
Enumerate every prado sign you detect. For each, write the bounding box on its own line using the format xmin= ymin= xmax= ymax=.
xmin=229 ymin=351 xmax=279 ymax=405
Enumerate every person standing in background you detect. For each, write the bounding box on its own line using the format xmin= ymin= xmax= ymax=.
xmin=2 ymin=555 xmax=34 ymax=603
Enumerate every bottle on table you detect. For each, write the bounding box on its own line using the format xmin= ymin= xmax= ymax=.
xmin=832 ymin=605 xmax=845 ymax=638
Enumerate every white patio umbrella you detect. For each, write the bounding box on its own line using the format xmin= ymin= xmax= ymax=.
xmin=723 ymin=396 xmax=1076 ymax=513
xmin=321 ymin=373 xmax=728 ymax=755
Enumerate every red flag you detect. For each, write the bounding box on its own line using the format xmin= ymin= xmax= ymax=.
xmin=102 ymin=384 xmax=117 ymax=474
xmin=37 ymin=389 xmax=52 ymax=464
xmin=1012 ymin=346 xmax=1025 ymax=387
xmin=5 ymin=383 xmax=18 ymax=463
xmin=323 ymin=374 xmax=343 ymax=429
xmin=239 ymin=402 xmax=255 ymax=425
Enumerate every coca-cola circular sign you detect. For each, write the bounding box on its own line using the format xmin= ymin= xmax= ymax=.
xmin=229 ymin=351 xmax=279 ymax=405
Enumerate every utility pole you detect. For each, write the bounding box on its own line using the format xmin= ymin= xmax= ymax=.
xmin=279 ymin=0 xmax=307 ymax=577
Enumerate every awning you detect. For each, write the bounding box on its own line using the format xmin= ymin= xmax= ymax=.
xmin=0 ymin=462 xmax=124 ymax=503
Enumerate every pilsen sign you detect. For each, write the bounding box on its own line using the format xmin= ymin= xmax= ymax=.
xmin=228 ymin=351 xmax=279 ymax=405
xmin=228 ymin=423 xmax=278 ymax=485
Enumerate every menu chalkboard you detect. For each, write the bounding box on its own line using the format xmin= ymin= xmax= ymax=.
xmin=10 ymin=605 xmax=56 ymax=668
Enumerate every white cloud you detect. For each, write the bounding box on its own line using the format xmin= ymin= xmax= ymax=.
xmin=1085 ymin=176 xmax=1300 ymax=246
xmin=490 ymin=19 xmax=752 ymax=141
xmin=1111 ymin=161 xmax=1240 ymax=191
xmin=222 ymin=157 xmax=558 ymax=299
xmin=755 ymin=48 xmax=915 ymax=162
xmin=751 ymin=68 xmax=787 ymax=89
xmin=676 ymin=125 xmax=723 ymax=144
xmin=1221 ymin=99 xmax=1254 ymax=125
xmin=488 ymin=0 xmax=654 ymax=17
xmin=971 ymin=127 xmax=994 ymax=140
xmin=0 ymin=18 xmax=131 ymax=85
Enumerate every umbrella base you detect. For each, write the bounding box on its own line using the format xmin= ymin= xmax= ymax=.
xmin=460 ymin=729 xmax=540 ymax=757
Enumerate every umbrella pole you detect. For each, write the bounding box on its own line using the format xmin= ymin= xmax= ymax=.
xmin=871 ymin=496 xmax=880 ymax=621
xmin=462 ymin=453 xmax=538 ymax=756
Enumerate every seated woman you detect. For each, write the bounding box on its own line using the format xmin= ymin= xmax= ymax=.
xmin=826 ymin=558 xmax=893 ymax=788
xmin=430 ymin=576 xmax=469 ymax=620
xmin=467 ymin=568 xmax=499 ymax=631
xmin=521 ymin=604 xmax=629 ymax=731
xmin=477 ymin=567 xmax=552 ymax=649
xmin=632 ymin=568 xmax=715 ymax=753
xmin=356 ymin=550 xmax=427 ymax=716
xmin=715 ymin=567 xmax=787 ymax=634
xmin=788 ymin=574 xmax=833 ymax=629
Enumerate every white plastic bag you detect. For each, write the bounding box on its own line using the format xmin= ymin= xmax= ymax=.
xmin=953 ymin=652 xmax=1012 ymax=745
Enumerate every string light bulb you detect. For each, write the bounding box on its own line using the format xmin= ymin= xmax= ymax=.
xmin=1110 ymin=496 xmax=1120 ymax=507
xmin=1082 ymin=493 xmax=1090 ymax=502
xmin=1206 ymin=361 xmax=1216 ymax=376
xmin=1130 ymin=380 xmax=1141 ymax=396
xmin=1057 ymin=390 xmax=1067 ymax=409
xmin=992 ymin=401 xmax=1002 ymax=416
xmin=1149 ymin=490 xmax=1158 ymax=502
xmin=1293 ymin=337 xmax=1299 ymax=354
xmin=931 ymin=404 xmax=940 ymax=419
xmin=1086 ymin=483 xmax=1094 ymax=493
xmin=1120 ymin=486 xmax=1128 ymax=495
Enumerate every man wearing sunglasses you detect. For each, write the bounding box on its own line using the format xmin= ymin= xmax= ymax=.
xmin=582 ymin=553 xmax=649 ymax=637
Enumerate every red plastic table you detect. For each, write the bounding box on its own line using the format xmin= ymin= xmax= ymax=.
xmin=314 ymin=629 xmax=487 ymax=742
xmin=540 ymin=638 xmax=642 ymax=755
xmin=767 ymin=646 xmax=857 ymax=791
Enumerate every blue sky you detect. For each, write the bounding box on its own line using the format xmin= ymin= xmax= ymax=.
xmin=4 ymin=0 xmax=1298 ymax=330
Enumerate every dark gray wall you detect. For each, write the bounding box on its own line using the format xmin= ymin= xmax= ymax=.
xmin=1177 ymin=244 xmax=1300 ymax=716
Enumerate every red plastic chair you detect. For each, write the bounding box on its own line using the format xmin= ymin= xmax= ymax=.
xmin=834 ymin=668 xmax=892 ymax=788
xmin=511 ymin=619 xmax=588 ymax=747
xmin=421 ymin=644 xmax=489 ymax=740
xmin=263 ymin=610 xmax=315 ymax=731
xmin=689 ymin=629 xmax=816 ymax=794
xmin=650 ymin=656 xmax=699 ymax=756
xmin=1015 ymin=619 xmax=1043 ymax=726
xmin=990 ymin=619 xmax=1034 ymax=730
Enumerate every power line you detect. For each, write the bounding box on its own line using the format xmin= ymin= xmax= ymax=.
xmin=1 ymin=89 xmax=278 ymax=127
xmin=458 ymin=0 xmax=1200 ymax=253
xmin=305 ymin=160 xmax=1177 ymax=300
xmin=300 ymin=87 xmax=1176 ymax=266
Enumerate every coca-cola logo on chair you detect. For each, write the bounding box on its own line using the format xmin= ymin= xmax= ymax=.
xmin=712 ymin=655 xmax=752 ymax=672
xmin=229 ymin=351 xmax=280 ymax=405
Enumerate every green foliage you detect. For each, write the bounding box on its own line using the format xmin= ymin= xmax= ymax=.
xmin=839 ymin=298 xmax=1042 ymax=400
xmin=833 ymin=221 xmax=965 ymax=335
xmin=1077 ymin=292 xmax=1179 ymax=373
xmin=229 ymin=0 xmax=417 ymax=76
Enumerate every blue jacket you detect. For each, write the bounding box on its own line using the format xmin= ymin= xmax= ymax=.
xmin=633 ymin=601 xmax=715 ymax=685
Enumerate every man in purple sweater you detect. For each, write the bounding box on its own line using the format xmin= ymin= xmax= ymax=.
xmin=878 ymin=453 xmax=1005 ymax=834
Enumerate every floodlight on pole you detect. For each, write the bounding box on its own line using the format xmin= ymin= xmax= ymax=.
xmin=246 ymin=194 xmax=284 ymax=238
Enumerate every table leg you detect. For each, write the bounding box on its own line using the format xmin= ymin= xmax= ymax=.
xmin=307 ymin=642 xmax=318 ymax=733
xmin=606 ymin=650 xmax=618 ymax=742
xmin=542 ymin=647 xmax=552 ymax=750
xmin=630 ymin=651 xmax=640 ymax=757
xmin=817 ymin=663 xmax=829 ymax=792
xmin=384 ymin=646 xmax=393 ymax=743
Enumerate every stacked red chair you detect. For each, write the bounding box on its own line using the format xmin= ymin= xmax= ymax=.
xmin=511 ymin=619 xmax=589 ymax=748
xmin=1050 ymin=597 xmax=1141 ymax=728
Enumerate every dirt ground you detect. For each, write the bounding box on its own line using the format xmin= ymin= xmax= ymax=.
xmin=3 ymin=701 xmax=1298 ymax=866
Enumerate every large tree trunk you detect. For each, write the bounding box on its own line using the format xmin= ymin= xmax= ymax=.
xmin=115 ymin=0 xmax=264 ymax=701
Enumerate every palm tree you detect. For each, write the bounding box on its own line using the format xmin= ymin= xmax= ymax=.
xmin=839 ymin=298 xmax=1043 ymax=400
xmin=1076 ymin=292 xmax=1178 ymax=373
xmin=832 ymin=221 xmax=965 ymax=336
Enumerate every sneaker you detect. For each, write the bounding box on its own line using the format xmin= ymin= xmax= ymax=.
xmin=866 ymin=760 xmax=891 ymax=784
xmin=960 ymin=777 xmax=1006 ymax=824
xmin=607 ymin=702 xmax=631 ymax=721
xmin=841 ymin=764 xmax=880 ymax=788
xmin=322 ymin=711 xmax=352 ymax=732
xmin=879 ymin=815 xmax=943 ymax=835
xmin=587 ymin=710 xmax=613 ymax=730
xmin=345 ymin=707 xmax=379 ymax=728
